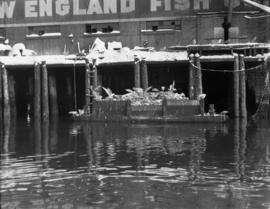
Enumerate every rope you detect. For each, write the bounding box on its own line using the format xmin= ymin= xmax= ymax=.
xmin=189 ymin=60 xmax=264 ymax=73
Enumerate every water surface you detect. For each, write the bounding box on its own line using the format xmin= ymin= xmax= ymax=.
xmin=1 ymin=119 xmax=270 ymax=209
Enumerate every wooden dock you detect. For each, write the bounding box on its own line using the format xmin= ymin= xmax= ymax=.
xmin=0 ymin=43 xmax=269 ymax=123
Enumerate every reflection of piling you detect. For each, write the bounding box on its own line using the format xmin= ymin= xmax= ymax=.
xmin=239 ymin=55 xmax=247 ymax=119
xmin=49 ymin=74 xmax=59 ymax=118
xmin=233 ymin=54 xmax=240 ymax=118
xmin=34 ymin=62 xmax=41 ymax=119
xmin=2 ymin=64 xmax=10 ymax=122
xmin=50 ymin=118 xmax=58 ymax=152
xmin=189 ymin=53 xmax=195 ymax=100
xmin=239 ymin=118 xmax=247 ymax=180
xmin=141 ymin=58 xmax=149 ymax=90
xmin=233 ymin=119 xmax=247 ymax=180
xmin=134 ymin=57 xmax=141 ymax=88
xmin=42 ymin=120 xmax=50 ymax=156
xmin=34 ymin=118 xmax=42 ymax=156
xmin=41 ymin=61 xmax=49 ymax=121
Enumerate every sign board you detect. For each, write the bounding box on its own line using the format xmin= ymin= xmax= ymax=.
xmin=0 ymin=0 xmax=262 ymax=27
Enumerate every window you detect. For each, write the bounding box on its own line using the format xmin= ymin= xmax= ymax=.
xmin=0 ymin=28 xmax=6 ymax=39
xmin=84 ymin=23 xmax=120 ymax=35
xmin=27 ymin=25 xmax=61 ymax=38
xmin=144 ymin=20 xmax=182 ymax=32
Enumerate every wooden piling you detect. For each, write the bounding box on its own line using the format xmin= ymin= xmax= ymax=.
xmin=66 ymin=75 xmax=73 ymax=113
xmin=239 ymin=54 xmax=247 ymax=118
xmin=195 ymin=53 xmax=203 ymax=99
xmin=49 ymin=74 xmax=59 ymax=117
xmin=0 ymin=64 xmax=3 ymax=123
xmin=85 ymin=59 xmax=91 ymax=114
xmin=92 ymin=59 xmax=98 ymax=89
xmin=34 ymin=62 xmax=41 ymax=119
xmin=233 ymin=54 xmax=240 ymax=118
xmin=8 ymin=75 xmax=16 ymax=118
xmin=41 ymin=61 xmax=49 ymax=121
xmin=2 ymin=64 xmax=10 ymax=121
xmin=141 ymin=58 xmax=149 ymax=90
xmin=189 ymin=53 xmax=195 ymax=100
xmin=28 ymin=76 xmax=34 ymax=119
xmin=134 ymin=57 xmax=141 ymax=88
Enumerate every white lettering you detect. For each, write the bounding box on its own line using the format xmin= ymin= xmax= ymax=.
xmin=87 ymin=0 xmax=103 ymax=14
xmin=104 ymin=0 xmax=117 ymax=14
xmin=39 ymin=0 xmax=52 ymax=17
xmin=151 ymin=0 xmax=162 ymax=11
xmin=174 ymin=0 xmax=190 ymax=10
xmin=164 ymin=0 xmax=171 ymax=11
xmin=73 ymin=0 xmax=86 ymax=15
xmin=121 ymin=0 xmax=135 ymax=13
xmin=0 ymin=1 xmax=16 ymax=19
xmin=25 ymin=0 xmax=38 ymax=17
xmin=194 ymin=0 xmax=209 ymax=10
xmin=56 ymin=0 xmax=70 ymax=16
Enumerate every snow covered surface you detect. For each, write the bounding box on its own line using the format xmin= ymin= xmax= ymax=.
xmin=0 ymin=55 xmax=85 ymax=66
xmin=26 ymin=33 xmax=62 ymax=38
xmin=0 ymin=39 xmax=269 ymax=67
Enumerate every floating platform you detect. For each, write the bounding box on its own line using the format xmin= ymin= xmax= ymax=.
xmin=72 ymin=99 xmax=228 ymax=123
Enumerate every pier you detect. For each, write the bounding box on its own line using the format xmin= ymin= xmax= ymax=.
xmin=0 ymin=43 xmax=269 ymax=123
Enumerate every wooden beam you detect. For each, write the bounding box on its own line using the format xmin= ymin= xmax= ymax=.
xmin=242 ymin=0 xmax=270 ymax=14
xmin=34 ymin=62 xmax=41 ymax=119
xmin=41 ymin=61 xmax=49 ymax=121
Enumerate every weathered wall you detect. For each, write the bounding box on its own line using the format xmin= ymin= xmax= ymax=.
xmin=4 ymin=13 xmax=267 ymax=55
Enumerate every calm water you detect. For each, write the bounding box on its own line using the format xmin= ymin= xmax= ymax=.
xmin=1 ymin=118 xmax=270 ymax=209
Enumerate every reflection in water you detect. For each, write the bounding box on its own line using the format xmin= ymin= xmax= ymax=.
xmin=0 ymin=119 xmax=270 ymax=209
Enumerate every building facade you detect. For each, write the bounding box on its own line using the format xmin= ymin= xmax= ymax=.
xmin=0 ymin=0 xmax=269 ymax=55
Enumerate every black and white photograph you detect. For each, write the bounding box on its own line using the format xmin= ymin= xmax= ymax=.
xmin=0 ymin=0 xmax=270 ymax=208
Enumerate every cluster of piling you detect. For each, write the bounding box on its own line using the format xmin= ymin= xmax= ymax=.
xmin=134 ymin=57 xmax=149 ymax=90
